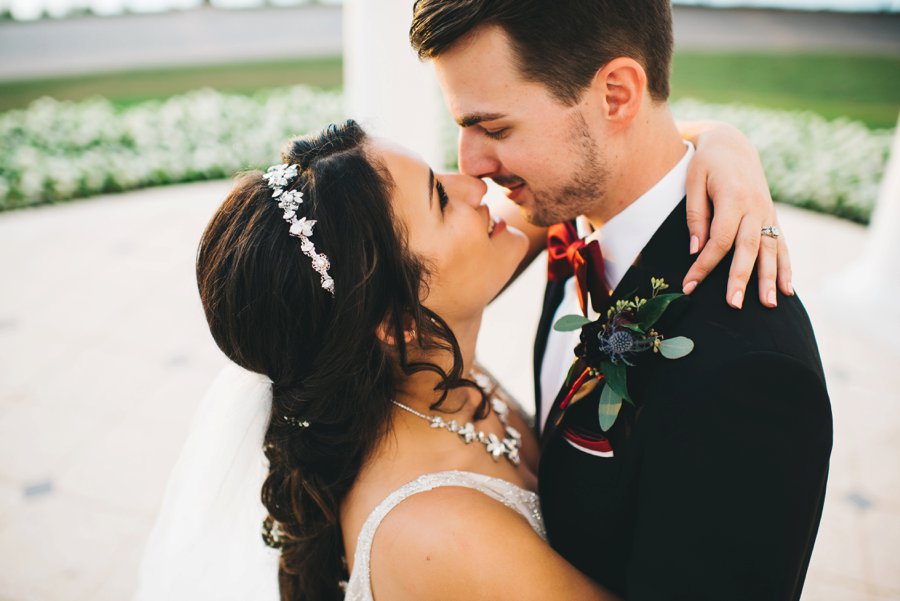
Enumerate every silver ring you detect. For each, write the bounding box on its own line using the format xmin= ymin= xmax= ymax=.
xmin=761 ymin=226 xmax=780 ymax=239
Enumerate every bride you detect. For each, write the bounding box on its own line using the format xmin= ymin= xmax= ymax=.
xmin=135 ymin=120 xmax=787 ymax=600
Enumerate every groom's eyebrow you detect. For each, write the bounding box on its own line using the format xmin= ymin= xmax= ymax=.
xmin=457 ymin=112 xmax=506 ymax=128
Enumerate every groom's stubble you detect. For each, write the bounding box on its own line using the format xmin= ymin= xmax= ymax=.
xmin=525 ymin=111 xmax=611 ymax=228
xmin=523 ymin=113 xmax=610 ymax=227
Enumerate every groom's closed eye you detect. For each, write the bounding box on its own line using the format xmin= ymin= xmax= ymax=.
xmin=456 ymin=112 xmax=510 ymax=141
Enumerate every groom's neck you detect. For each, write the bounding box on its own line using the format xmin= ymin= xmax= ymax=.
xmin=585 ymin=105 xmax=685 ymax=230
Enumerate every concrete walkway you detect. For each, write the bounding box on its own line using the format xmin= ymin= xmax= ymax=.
xmin=0 ymin=181 xmax=898 ymax=600
xmin=1 ymin=4 xmax=898 ymax=81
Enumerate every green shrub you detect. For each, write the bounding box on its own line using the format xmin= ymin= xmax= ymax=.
xmin=0 ymin=86 xmax=342 ymax=211
xmin=672 ymin=99 xmax=894 ymax=224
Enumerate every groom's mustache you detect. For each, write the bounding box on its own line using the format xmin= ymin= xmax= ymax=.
xmin=491 ymin=176 xmax=526 ymax=189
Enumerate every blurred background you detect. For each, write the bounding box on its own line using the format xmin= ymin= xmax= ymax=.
xmin=0 ymin=1 xmax=898 ymax=599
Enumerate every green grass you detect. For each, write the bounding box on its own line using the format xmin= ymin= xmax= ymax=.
xmin=671 ymin=52 xmax=900 ymax=129
xmin=1 ymin=52 xmax=897 ymax=129
xmin=0 ymin=56 xmax=343 ymax=111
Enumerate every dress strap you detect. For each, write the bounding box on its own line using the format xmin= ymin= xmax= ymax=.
xmin=343 ymin=470 xmax=544 ymax=601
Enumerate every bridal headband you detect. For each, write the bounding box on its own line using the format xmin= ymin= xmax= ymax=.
xmin=263 ymin=163 xmax=335 ymax=295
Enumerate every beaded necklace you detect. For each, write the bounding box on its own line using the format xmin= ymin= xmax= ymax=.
xmin=391 ymin=397 xmax=522 ymax=466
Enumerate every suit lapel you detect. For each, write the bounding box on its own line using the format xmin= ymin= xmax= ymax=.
xmin=614 ymin=196 xmax=693 ymax=303
xmin=539 ymin=197 xmax=694 ymax=447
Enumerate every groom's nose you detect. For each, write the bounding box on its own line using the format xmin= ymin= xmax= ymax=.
xmin=457 ymin=128 xmax=501 ymax=179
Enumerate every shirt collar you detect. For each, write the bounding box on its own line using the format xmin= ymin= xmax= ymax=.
xmin=582 ymin=141 xmax=694 ymax=290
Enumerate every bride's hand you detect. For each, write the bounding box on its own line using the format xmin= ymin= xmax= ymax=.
xmin=679 ymin=120 xmax=793 ymax=309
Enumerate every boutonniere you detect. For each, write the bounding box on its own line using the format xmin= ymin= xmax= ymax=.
xmin=553 ymin=278 xmax=694 ymax=431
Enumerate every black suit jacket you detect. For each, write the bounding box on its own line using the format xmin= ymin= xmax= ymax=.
xmin=535 ymin=199 xmax=832 ymax=600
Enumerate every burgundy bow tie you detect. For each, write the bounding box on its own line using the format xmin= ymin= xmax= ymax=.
xmin=547 ymin=221 xmax=612 ymax=316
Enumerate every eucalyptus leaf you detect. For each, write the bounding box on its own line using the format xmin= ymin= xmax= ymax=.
xmin=600 ymin=360 xmax=631 ymax=403
xmin=598 ymin=384 xmax=623 ymax=432
xmin=637 ymin=293 xmax=684 ymax=329
xmin=554 ymin=314 xmax=592 ymax=332
xmin=659 ymin=336 xmax=695 ymax=359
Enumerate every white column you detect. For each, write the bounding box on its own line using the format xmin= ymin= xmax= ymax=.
xmin=825 ymin=112 xmax=900 ymax=326
xmin=342 ymin=0 xmax=446 ymax=168
xmin=857 ymin=114 xmax=900 ymax=291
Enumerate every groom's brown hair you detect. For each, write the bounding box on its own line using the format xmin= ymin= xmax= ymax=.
xmin=410 ymin=0 xmax=674 ymax=104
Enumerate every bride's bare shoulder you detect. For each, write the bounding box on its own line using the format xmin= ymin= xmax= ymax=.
xmin=368 ymin=486 xmax=610 ymax=601
xmin=340 ymin=463 xmax=405 ymax=562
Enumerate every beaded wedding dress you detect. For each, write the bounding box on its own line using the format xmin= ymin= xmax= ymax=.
xmin=134 ymin=363 xmax=543 ymax=601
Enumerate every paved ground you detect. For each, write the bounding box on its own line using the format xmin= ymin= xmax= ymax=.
xmin=0 ymin=5 xmax=343 ymax=81
xmin=1 ymin=4 xmax=898 ymax=81
xmin=672 ymin=6 xmax=900 ymax=53
xmin=0 ymin=181 xmax=898 ymax=600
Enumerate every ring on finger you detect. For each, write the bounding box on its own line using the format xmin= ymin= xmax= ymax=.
xmin=761 ymin=226 xmax=780 ymax=239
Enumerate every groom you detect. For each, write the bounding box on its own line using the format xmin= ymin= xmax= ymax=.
xmin=410 ymin=1 xmax=832 ymax=599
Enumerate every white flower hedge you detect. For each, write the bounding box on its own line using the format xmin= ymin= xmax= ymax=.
xmin=0 ymin=86 xmax=893 ymax=223
xmin=0 ymin=86 xmax=343 ymax=211
xmin=672 ymin=99 xmax=894 ymax=223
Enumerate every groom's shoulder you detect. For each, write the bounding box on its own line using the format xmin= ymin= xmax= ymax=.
xmin=674 ymin=251 xmax=824 ymax=378
xmin=637 ymin=200 xmax=821 ymax=371
xmin=638 ymin=254 xmax=831 ymax=445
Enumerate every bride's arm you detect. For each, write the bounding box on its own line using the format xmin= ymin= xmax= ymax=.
xmin=678 ymin=120 xmax=793 ymax=309
xmin=484 ymin=120 xmax=791 ymax=309
xmin=370 ymin=486 xmax=620 ymax=601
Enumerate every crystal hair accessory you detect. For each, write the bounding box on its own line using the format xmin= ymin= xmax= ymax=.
xmin=283 ymin=415 xmax=311 ymax=429
xmin=263 ymin=163 xmax=335 ymax=295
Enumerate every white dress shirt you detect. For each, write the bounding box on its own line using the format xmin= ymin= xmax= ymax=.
xmin=538 ymin=142 xmax=695 ymax=432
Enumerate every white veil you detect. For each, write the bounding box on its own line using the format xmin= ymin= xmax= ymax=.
xmin=133 ymin=362 xmax=281 ymax=600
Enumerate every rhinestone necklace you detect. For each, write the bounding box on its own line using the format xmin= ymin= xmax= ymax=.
xmin=392 ymin=397 xmax=523 ymax=466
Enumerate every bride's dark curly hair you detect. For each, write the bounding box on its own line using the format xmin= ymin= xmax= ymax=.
xmin=196 ymin=120 xmax=488 ymax=600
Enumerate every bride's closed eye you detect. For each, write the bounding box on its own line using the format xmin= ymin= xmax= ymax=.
xmin=436 ymin=179 xmax=450 ymax=213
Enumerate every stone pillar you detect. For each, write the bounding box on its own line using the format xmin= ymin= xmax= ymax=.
xmin=858 ymin=114 xmax=900 ymax=294
xmin=342 ymin=0 xmax=446 ymax=168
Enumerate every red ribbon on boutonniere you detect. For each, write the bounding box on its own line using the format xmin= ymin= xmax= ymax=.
xmin=552 ymin=278 xmax=695 ymax=432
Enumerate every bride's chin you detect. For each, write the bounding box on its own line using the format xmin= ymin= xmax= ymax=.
xmin=491 ymin=236 xmax=529 ymax=292
xmin=502 ymin=225 xmax=530 ymax=263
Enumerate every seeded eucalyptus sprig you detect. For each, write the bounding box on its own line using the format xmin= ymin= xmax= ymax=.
xmin=553 ymin=278 xmax=694 ymax=431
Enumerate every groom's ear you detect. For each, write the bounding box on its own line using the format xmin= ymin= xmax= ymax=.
xmin=591 ymin=57 xmax=646 ymax=127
